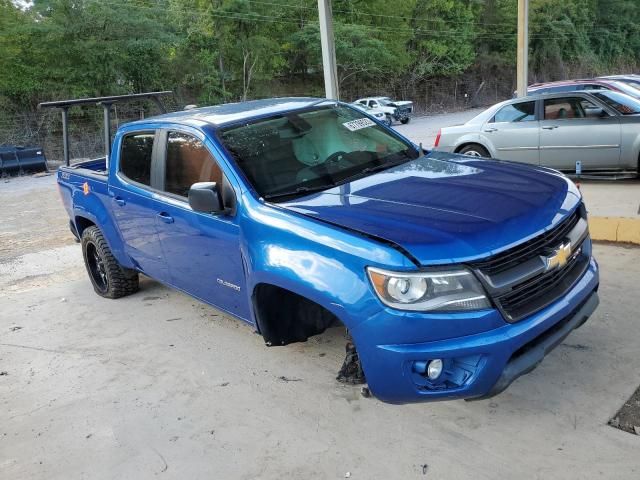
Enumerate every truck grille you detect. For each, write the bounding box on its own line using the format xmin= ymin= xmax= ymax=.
xmin=472 ymin=209 xmax=581 ymax=276
xmin=471 ymin=206 xmax=589 ymax=323
xmin=494 ymin=244 xmax=588 ymax=322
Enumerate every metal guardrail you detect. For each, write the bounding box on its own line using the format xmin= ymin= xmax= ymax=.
xmin=39 ymin=91 xmax=173 ymax=166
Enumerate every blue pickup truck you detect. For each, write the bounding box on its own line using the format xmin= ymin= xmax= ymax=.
xmin=57 ymin=97 xmax=599 ymax=403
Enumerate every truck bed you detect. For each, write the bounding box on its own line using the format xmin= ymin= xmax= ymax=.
xmin=57 ymin=157 xmax=110 ymax=239
xmin=62 ymin=157 xmax=108 ymax=176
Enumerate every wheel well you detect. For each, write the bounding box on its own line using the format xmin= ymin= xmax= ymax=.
xmin=455 ymin=142 xmax=485 ymax=154
xmin=75 ymin=216 xmax=96 ymax=237
xmin=252 ymin=284 xmax=342 ymax=346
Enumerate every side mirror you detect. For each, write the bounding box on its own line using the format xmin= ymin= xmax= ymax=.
xmin=188 ymin=182 xmax=224 ymax=214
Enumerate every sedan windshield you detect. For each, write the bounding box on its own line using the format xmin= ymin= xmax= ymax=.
xmin=219 ymin=105 xmax=419 ymax=201
xmin=610 ymin=81 xmax=640 ymax=99
xmin=593 ymin=91 xmax=640 ymax=115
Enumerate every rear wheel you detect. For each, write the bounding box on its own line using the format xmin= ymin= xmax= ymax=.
xmin=81 ymin=226 xmax=139 ymax=299
xmin=459 ymin=144 xmax=490 ymax=158
xmin=400 ymin=117 xmax=410 ymax=125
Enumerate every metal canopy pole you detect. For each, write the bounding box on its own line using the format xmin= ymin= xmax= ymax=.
xmin=39 ymin=91 xmax=172 ymax=166
xmin=516 ymin=0 xmax=529 ymax=98
xmin=317 ymin=0 xmax=339 ymax=100
xmin=61 ymin=107 xmax=70 ymax=166
xmin=101 ymin=102 xmax=113 ymax=167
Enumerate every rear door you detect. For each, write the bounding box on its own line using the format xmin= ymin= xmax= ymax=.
xmin=483 ymin=100 xmax=539 ymax=165
xmin=539 ymin=96 xmax=621 ymax=170
xmin=153 ymin=129 xmax=250 ymax=320
xmin=109 ymin=131 xmax=168 ymax=281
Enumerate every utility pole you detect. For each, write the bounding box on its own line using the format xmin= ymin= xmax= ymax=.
xmin=317 ymin=0 xmax=339 ymax=100
xmin=516 ymin=0 xmax=529 ymax=97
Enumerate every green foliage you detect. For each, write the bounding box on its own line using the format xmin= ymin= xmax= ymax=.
xmin=1 ymin=0 xmax=640 ymax=110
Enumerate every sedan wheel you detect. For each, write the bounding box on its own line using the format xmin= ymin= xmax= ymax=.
xmin=459 ymin=144 xmax=490 ymax=158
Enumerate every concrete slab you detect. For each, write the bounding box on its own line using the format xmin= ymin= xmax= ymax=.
xmin=579 ymin=181 xmax=640 ymax=219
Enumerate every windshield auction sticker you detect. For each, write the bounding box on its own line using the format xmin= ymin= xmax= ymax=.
xmin=342 ymin=118 xmax=376 ymax=132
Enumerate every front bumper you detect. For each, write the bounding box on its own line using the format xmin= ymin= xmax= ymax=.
xmin=352 ymin=256 xmax=599 ymax=404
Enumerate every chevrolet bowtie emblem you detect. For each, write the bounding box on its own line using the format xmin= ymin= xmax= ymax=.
xmin=544 ymin=242 xmax=572 ymax=272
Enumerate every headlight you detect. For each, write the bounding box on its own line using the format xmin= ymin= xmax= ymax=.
xmin=367 ymin=267 xmax=490 ymax=312
xmin=374 ymin=113 xmax=384 ymax=118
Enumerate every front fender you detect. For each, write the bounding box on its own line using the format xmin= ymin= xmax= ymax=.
xmin=240 ymin=196 xmax=413 ymax=331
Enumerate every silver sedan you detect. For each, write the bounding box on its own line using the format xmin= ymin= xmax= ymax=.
xmin=434 ymin=90 xmax=640 ymax=175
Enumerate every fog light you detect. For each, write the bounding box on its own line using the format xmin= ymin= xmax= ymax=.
xmin=427 ymin=359 xmax=443 ymax=380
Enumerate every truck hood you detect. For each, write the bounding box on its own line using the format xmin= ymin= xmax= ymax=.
xmin=280 ymin=151 xmax=581 ymax=265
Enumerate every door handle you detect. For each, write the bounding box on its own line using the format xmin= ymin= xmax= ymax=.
xmin=113 ymin=196 xmax=126 ymax=206
xmin=484 ymin=127 xmax=498 ymax=133
xmin=157 ymin=212 xmax=174 ymax=224
xmin=542 ymin=125 xmax=559 ymax=130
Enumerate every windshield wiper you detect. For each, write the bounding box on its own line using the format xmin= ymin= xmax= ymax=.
xmin=263 ymin=183 xmax=337 ymax=201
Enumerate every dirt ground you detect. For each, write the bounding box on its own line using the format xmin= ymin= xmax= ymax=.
xmin=2 ymin=172 xmax=640 ymax=479
xmin=0 ymin=174 xmax=73 ymax=262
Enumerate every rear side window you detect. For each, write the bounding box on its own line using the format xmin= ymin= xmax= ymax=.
xmin=493 ymin=101 xmax=536 ymax=123
xmin=120 ymin=132 xmax=155 ymax=186
xmin=544 ymin=97 xmax=587 ymax=119
xmin=164 ymin=132 xmax=223 ymax=197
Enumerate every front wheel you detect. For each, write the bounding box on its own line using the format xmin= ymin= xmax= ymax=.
xmin=81 ymin=226 xmax=139 ymax=299
xmin=458 ymin=144 xmax=490 ymax=158
xmin=385 ymin=115 xmax=393 ymax=127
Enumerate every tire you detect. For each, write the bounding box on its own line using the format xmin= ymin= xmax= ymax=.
xmin=385 ymin=115 xmax=393 ymax=127
xmin=81 ymin=226 xmax=139 ymax=299
xmin=458 ymin=144 xmax=491 ymax=158
xmin=400 ymin=117 xmax=410 ymax=125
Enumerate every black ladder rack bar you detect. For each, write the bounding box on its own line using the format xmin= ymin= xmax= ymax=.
xmin=39 ymin=91 xmax=173 ymax=166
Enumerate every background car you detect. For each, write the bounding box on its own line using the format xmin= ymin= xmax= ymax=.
xmin=520 ymin=78 xmax=640 ymax=99
xmin=598 ymin=74 xmax=640 ymax=90
xmin=353 ymin=96 xmax=413 ymax=124
xmin=351 ymin=102 xmax=392 ymax=126
xmin=433 ymin=90 xmax=640 ymax=175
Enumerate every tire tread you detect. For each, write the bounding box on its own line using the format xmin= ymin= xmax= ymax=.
xmin=82 ymin=226 xmax=139 ymax=299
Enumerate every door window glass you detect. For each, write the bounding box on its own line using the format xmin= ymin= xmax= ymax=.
xmin=579 ymin=99 xmax=607 ymax=118
xmin=120 ymin=132 xmax=155 ymax=186
xmin=493 ymin=101 xmax=536 ymax=123
xmin=544 ymin=97 xmax=588 ymax=119
xmin=165 ymin=132 xmax=223 ymax=197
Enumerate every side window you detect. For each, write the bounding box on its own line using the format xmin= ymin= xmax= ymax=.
xmin=164 ymin=132 xmax=223 ymax=197
xmin=544 ymin=97 xmax=587 ymax=120
xmin=120 ymin=132 xmax=155 ymax=186
xmin=369 ymin=100 xmax=377 ymax=108
xmin=493 ymin=101 xmax=536 ymax=123
xmin=358 ymin=100 xmax=367 ymax=106
xmin=579 ymin=98 xmax=607 ymax=118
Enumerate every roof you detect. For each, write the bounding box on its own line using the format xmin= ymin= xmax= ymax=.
xmin=128 ymin=97 xmax=331 ymax=129
xmin=528 ymin=79 xmax=609 ymax=89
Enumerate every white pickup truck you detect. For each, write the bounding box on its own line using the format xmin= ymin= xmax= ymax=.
xmin=353 ymin=96 xmax=413 ymax=125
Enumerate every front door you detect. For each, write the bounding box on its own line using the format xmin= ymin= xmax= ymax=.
xmin=109 ymin=130 xmax=168 ymax=281
xmin=483 ymin=100 xmax=539 ymax=165
xmin=153 ymin=130 xmax=250 ymax=320
xmin=539 ymin=96 xmax=621 ymax=171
